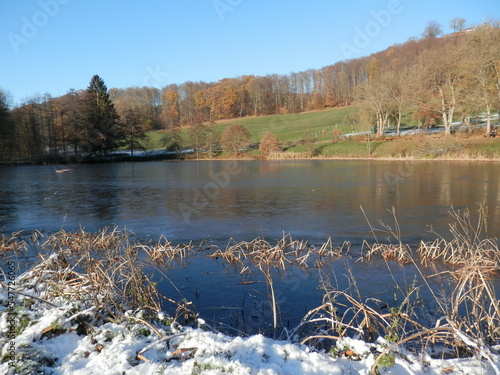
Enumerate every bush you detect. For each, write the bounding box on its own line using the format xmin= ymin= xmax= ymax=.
xmin=259 ymin=132 xmax=282 ymax=156
xmin=220 ymin=124 xmax=250 ymax=154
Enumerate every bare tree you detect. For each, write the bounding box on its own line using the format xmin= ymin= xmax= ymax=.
xmin=387 ymin=68 xmax=412 ymax=136
xmin=354 ymin=70 xmax=393 ymax=137
xmin=122 ymin=109 xmax=147 ymax=157
xmin=450 ymin=18 xmax=466 ymax=33
xmin=422 ymin=21 xmax=443 ymax=38
xmin=417 ymin=43 xmax=464 ymax=135
xmin=462 ymin=25 xmax=500 ymax=134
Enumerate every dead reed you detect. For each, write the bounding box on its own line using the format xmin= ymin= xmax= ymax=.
xmin=138 ymin=235 xmax=195 ymax=265
xmin=3 ymin=205 xmax=499 ymax=369
xmin=209 ymin=233 xmax=349 ymax=270
xmin=417 ymin=205 xmax=500 ymax=272
xmin=19 ymin=227 xmax=161 ymax=322
xmin=294 ymin=204 xmax=500 ymax=369
xmin=359 ymin=207 xmax=413 ymax=264
xmin=208 ymin=234 xmax=350 ymax=337
xmin=0 ymin=230 xmax=29 ymax=254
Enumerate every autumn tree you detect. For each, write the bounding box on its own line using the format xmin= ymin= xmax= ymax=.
xmin=161 ymin=87 xmax=180 ymax=129
xmin=55 ymin=89 xmax=88 ymax=158
xmin=259 ymin=131 xmax=281 ymax=157
xmin=110 ymin=86 xmax=162 ymax=130
xmin=208 ymin=81 xmax=239 ymax=120
xmin=10 ymin=95 xmax=49 ymax=160
xmin=85 ymin=75 xmax=123 ymax=154
xmin=220 ymin=124 xmax=250 ymax=154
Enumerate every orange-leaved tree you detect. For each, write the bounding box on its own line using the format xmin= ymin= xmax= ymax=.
xmin=220 ymin=124 xmax=250 ymax=154
xmin=259 ymin=132 xmax=281 ymax=157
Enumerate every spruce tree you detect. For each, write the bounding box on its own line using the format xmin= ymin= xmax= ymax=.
xmin=85 ymin=75 xmax=122 ymax=154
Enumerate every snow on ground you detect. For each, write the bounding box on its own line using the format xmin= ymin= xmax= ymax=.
xmin=1 ymin=277 xmax=500 ymax=374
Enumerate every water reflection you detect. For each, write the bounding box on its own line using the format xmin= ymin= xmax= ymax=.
xmin=0 ymin=160 xmax=499 ymax=244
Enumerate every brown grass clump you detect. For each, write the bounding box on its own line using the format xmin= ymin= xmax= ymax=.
xmin=42 ymin=226 xmax=128 ymax=254
xmin=138 ymin=235 xmax=195 ymax=265
xmin=417 ymin=204 xmax=500 ymax=273
xmin=0 ymin=231 xmax=29 ymax=254
xmin=359 ymin=207 xmax=413 ymax=264
xmin=22 ymin=227 xmax=161 ymax=321
xmin=295 ymin=205 xmax=500 ymax=370
xmin=209 ymin=234 xmax=349 ymax=269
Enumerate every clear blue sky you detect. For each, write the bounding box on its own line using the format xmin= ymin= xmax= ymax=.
xmin=1 ymin=0 xmax=498 ymax=105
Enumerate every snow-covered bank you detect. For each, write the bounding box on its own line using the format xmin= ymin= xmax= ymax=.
xmin=1 ymin=293 xmax=499 ymax=375
xmin=1 ymin=269 xmax=500 ymax=375
xmin=2 ymin=221 xmax=500 ymax=375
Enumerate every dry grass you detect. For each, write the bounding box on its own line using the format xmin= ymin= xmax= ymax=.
xmin=359 ymin=206 xmax=413 ymax=264
xmin=20 ymin=227 xmax=161 ymax=321
xmin=0 ymin=231 xmax=29 ymax=254
xmin=209 ymin=234 xmax=349 ymax=270
xmin=209 ymin=234 xmax=350 ymax=336
xmin=3 ymin=206 xmax=499 ymax=368
xmin=417 ymin=205 xmax=500 ymax=271
xmin=293 ymin=204 xmax=500 ymax=369
xmin=138 ymin=235 xmax=195 ymax=265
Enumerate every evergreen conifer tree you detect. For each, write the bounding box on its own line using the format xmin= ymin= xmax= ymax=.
xmin=85 ymin=75 xmax=122 ymax=154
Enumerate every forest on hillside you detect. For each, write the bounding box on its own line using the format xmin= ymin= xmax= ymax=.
xmin=0 ymin=20 xmax=499 ymax=162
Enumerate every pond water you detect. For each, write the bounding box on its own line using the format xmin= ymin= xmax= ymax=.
xmin=1 ymin=160 xmax=499 ymax=335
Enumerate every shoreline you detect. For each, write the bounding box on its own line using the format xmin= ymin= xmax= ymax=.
xmin=187 ymin=155 xmax=500 ymax=162
xmin=2 ymin=155 xmax=500 ymax=167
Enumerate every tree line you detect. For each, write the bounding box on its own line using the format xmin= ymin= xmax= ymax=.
xmin=1 ymin=20 xmax=499 ymax=162
xmin=0 ymin=75 xmax=149 ymax=162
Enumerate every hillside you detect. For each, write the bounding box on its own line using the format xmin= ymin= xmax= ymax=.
xmin=143 ymin=106 xmax=500 ymax=160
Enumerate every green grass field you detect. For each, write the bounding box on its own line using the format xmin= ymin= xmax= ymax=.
xmin=145 ymin=106 xmax=358 ymax=149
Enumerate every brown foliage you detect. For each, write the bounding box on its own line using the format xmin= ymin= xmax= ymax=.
xmin=220 ymin=124 xmax=250 ymax=154
xmin=259 ymin=131 xmax=281 ymax=156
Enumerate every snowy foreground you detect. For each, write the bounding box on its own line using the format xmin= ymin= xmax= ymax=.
xmin=1 ymin=261 xmax=499 ymax=375
xmin=0 ymin=250 xmax=500 ymax=375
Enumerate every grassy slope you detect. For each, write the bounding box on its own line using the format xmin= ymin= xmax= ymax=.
xmin=144 ymin=106 xmax=500 ymax=160
xmin=146 ymin=106 xmax=357 ymax=147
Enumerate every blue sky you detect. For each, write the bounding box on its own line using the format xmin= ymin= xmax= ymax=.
xmin=1 ymin=0 xmax=499 ymax=105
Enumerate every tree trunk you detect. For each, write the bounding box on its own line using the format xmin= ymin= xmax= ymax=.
xmin=485 ymin=104 xmax=492 ymax=135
